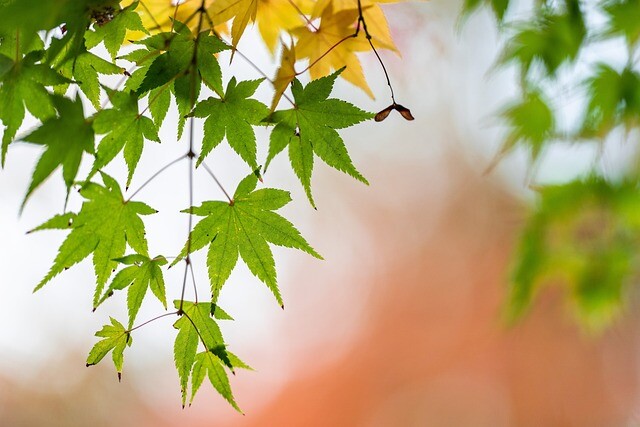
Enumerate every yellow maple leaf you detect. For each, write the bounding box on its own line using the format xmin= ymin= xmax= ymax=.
xmin=207 ymin=0 xmax=258 ymax=46
xmin=292 ymin=3 xmax=380 ymax=97
xmin=270 ymin=41 xmax=297 ymax=111
xmin=255 ymin=0 xmax=314 ymax=53
xmin=123 ymin=0 xmax=227 ymax=35
xmin=311 ymin=0 xmax=399 ymax=53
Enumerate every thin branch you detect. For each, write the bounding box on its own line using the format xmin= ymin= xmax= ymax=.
xmin=179 ymin=1 xmax=206 ymax=311
xmin=356 ymin=0 xmax=396 ymax=104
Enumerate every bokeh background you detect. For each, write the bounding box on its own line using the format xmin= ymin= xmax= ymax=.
xmin=2 ymin=1 xmax=640 ymax=426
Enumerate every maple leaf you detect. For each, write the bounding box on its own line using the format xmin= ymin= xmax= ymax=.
xmin=255 ymin=0 xmax=313 ymax=53
xmin=27 ymin=212 xmax=76 ymax=234
xmin=0 ymin=50 xmax=69 ymax=166
xmin=292 ymin=2 xmax=394 ymax=97
xmin=172 ymin=300 xmax=233 ymax=407
xmin=267 ymin=69 xmax=373 ymax=207
xmin=191 ymin=77 xmax=269 ymax=168
xmin=96 ymin=254 xmax=168 ymax=327
xmin=85 ymin=2 xmax=149 ymax=60
xmin=0 ymin=0 xmax=119 ymax=62
xmin=0 ymin=27 xmax=44 ymax=60
xmin=190 ymin=351 xmax=241 ymax=411
xmin=48 ymin=42 xmax=124 ymax=108
xmin=270 ymin=41 xmax=297 ymax=111
xmin=21 ymin=96 xmax=94 ymax=208
xmin=92 ymin=89 xmax=160 ymax=187
xmin=125 ymin=25 xmax=228 ymax=138
xmin=124 ymin=0 xmax=229 ymax=36
xmin=0 ymin=0 xmax=121 ymax=61
xmin=311 ymin=0 xmax=400 ymax=54
xmin=34 ymin=172 xmax=156 ymax=306
xmin=500 ymin=90 xmax=555 ymax=161
xmin=86 ymin=317 xmax=132 ymax=380
xmin=173 ymin=173 xmax=322 ymax=305
xmin=208 ymin=0 xmax=258 ymax=47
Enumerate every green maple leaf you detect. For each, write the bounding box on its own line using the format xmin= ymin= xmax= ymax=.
xmin=27 ymin=212 xmax=76 ymax=233
xmin=508 ymin=177 xmax=640 ymax=331
xmin=191 ymin=78 xmax=269 ymax=168
xmin=172 ymin=300 xmax=230 ymax=407
xmin=581 ymin=64 xmax=640 ymax=137
xmin=96 ymin=254 xmax=168 ymax=327
xmin=86 ymin=317 xmax=132 ymax=380
xmin=463 ymin=0 xmax=510 ymax=21
xmin=34 ymin=172 xmax=156 ymax=306
xmin=50 ymin=44 xmax=124 ymax=108
xmin=603 ymin=0 xmax=640 ymax=45
xmin=92 ymin=89 xmax=160 ymax=187
xmin=502 ymin=4 xmax=586 ymax=76
xmin=267 ymin=68 xmax=373 ymax=207
xmin=0 ymin=27 xmax=44 ymax=59
xmin=500 ymin=90 xmax=555 ymax=161
xmin=0 ymin=0 xmax=121 ymax=66
xmin=21 ymin=95 xmax=94 ymax=208
xmin=190 ymin=351 xmax=241 ymax=411
xmin=85 ymin=2 xmax=149 ymax=61
xmin=124 ymin=23 xmax=228 ymax=138
xmin=0 ymin=50 xmax=69 ymax=166
xmin=174 ymin=174 xmax=322 ymax=306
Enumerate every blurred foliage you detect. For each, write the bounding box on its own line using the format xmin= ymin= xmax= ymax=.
xmin=465 ymin=0 xmax=640 ymax=331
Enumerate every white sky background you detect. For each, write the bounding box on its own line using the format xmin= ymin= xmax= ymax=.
xmin=0 ymin=0 xmax=630 ymax=421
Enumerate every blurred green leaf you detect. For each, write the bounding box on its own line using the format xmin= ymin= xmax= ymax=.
xmin=508 ymin=176 xmax=640 ymax=331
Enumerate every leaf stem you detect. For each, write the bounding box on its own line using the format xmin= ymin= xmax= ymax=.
xmin=296 ymin=33 xmax=355 ymax=76
xmin=179 ymin=257 xmax=191 ymax=311
xmin=189 ymin=261 xmax=199 ymax=303
xmin=230 ymin=43 xmax=297 ymax=107
xmin=128 ymin=311 xmax=179 ymax=333
xmin=126 ymin=154 xmax=187 ymax=201
xmin=287 ymin=0 xmax=318 ymax=32
xmin=201 ymin=161 xmax=233 ymax=203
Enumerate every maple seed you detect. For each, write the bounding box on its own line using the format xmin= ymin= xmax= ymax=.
xmin=374 ymin=106 xmax=393 ymax=122
xmin=396 ymin=104 xmax=415 ymax=121
xmin=375 ymin=103 xmax=415 ymax=122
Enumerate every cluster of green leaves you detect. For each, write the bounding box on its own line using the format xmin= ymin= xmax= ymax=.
xmin=465 ymin=0 xmax=640 ymax=330
xmin=0 ymin=0 xmax=386 ymax=409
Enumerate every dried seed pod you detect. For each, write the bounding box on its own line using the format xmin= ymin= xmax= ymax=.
xmin=375 ymin=105 xmax=394 ymax=122
xmin=395 ymin=104 xmax=415 ymax=121
xmin=374 ymin=103 xmax=415 ymax=122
